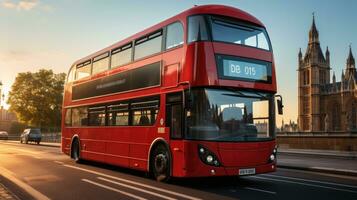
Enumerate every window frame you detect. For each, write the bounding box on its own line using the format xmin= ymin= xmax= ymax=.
xmin=92 ymin=52 xmax=110 ymax=75
xmin=64 ymin=95 xmax=160 ymax=128
xmin=88 ymin=106 xmax=106 ymax=126
xmin=65 ymin=108 xmax=72 ymax=127
xmin=107 ymin=103 xmax=130 ymax=126
xmin=75 ymin=59 xmax=92 ymax=80
xmin=134 ymin=29 xmax=163 ymax=61
xmin=165 ymin=21 xmax=185 ymax=50
xmin=131 ymin=99 xmax=160 ymax=126
xmin=110 ymin=42 xmax=133 ymax=69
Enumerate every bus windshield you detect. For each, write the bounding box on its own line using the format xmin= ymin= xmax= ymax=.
xmin=186 ymin=88 xmax=274 ymax=142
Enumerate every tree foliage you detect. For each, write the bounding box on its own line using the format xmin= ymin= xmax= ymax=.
xmin=7 ymin=69 xmax=66 ymax=128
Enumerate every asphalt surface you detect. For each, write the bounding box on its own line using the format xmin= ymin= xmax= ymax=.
xmin=0 ymin=140 xmax=357 ymax=200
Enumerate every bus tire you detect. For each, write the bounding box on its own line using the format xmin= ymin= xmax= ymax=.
xmin=71 ymin=138 xmax=81 ymax=163
xmin=150 ymin=143 xmax=171 ymax=182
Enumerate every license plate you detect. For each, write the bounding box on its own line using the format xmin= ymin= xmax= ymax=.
xmin=239 ymin=168 xmax=256 ymax=176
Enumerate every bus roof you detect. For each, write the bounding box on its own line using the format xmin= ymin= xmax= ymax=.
xmin=72 ymin=4 xmax=264 ymax=67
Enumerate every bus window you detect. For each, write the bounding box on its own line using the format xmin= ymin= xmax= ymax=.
xmin=111 ymin=43 xmax=132 ymax=69
xmin=88 ymin=106 xmax=106 ymax=126
xmin=166 ymin=22 xmax=184 ymax=49
xmin=65 ymin=108 xmax=72 ymax=126
xmin=188 ymin=15 xmax=209 ymax=43
xmin=134 ymin=30 xmax=162 ymax=60
xmin=131 ymin=100 xmax=159 ymax=126
xmin=108 ymin=103 xmax=129 ymax=126
xmin=76 ymin=61 xmax=91 ymax=80
xmin=210 ymin=17 xmax=270 ymax=50
xmin=92 ymin=52 xmax=109 ymax=74
xmin=67 ymin=67 xmax=75 ymax=83
xmin=72 ymin=107 xmax=88 ymax=126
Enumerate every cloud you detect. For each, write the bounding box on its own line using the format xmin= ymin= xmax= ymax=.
xmin=1 ymin=0 xmax=39 ymax=11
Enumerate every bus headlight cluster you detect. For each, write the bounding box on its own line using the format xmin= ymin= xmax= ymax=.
xmin=268 ymin=146 xmax=278 ymax=163
xmin=198 ymin=145 xmax=220 ymax=167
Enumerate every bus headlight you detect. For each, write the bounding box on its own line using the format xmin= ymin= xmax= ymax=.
xmin=270 ymin=154 xmax=275 ymax=161
xmin=206 ymin=155 xmax=213 ymax=163
xmin=198 ymin=145 xmax=220 ymax=167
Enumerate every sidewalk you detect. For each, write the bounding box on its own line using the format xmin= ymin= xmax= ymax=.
xmin=278 ymin=148 xmax=357 ymax=159
xmin=277 ymin=148 xmax=357 ymax=176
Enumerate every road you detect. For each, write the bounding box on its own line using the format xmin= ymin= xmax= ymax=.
xmin=0 ymin=141 xmax=357 ymax=200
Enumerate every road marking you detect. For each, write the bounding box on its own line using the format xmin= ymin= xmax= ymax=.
xmin=0 ymin=166 xmax=50 ymax=200
xmin=7 ymin=148 xmax=41 ymax=155
xmin=261 ymin=174 xmax=357 ymax=189
xmin=244 ymin=187 xmax=276 ymax=195
xmin=4 ymin=147 xmax=43 ymax=159
xmin=82 ymin=179 xmax=146 ymax=200
xmin=251 ymin=176 xmax=357 ymax=194
xmin=54 ymin=161 xmax=64 ymax=165
xmin=98 ymin=177 xmax=177 ymax=200
xmin=62 ymin=164 xmax=202 ymax=200
xmin=311 ymin=167 xmax=357 ymax=175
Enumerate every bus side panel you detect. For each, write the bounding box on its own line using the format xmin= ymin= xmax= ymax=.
xmin=170 ymin=140 xmax=186 ymax=177
xmin=128 ymin=127 xmax=151 ymax=170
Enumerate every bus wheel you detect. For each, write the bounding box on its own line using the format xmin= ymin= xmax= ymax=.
xmin=151 ymin=144 xmax=170 ymax=182
xmin=71 ymin=139 xmax=81 ymax=163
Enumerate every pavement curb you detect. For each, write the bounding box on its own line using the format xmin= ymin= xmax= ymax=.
xmin=0 ymin=182 xmax=19 ymax=200
xmin=278 ymin=164 xmax=357 ymax=177
xmin=0 ymin=167 xmax=50 ymax=200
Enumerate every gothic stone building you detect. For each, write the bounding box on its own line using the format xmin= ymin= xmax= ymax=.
xmin=298 ymin=17 xmax=357 ymax=132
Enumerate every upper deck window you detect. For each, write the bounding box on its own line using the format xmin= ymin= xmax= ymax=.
xmin=188 ymin=15 xmax=209 ymax=43
xmin=111 ymin=43 xmax=132 ymax=68
xmin=67 ymin=66 xmax=76 ymax=83
xmin=134 ymin=30 xmax=163 ymax=60
xmin=211 ymin=17 xmax=270 ymax=51
xmin=166 ymin=22 xmax=184 ymax=49
xmin=76 ymin=60 xmax=91 ymax=80
xmin=92 ymin=52 xmax=109 ymax=75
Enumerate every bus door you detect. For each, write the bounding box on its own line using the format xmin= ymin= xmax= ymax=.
xmin=166 ymin=92 xmax=183 ymax=139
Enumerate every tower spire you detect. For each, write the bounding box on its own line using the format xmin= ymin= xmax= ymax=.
xmin=347 ymin=44 xmax=355 ymax=67
xmin=309 ymin=12 xmax=319 ymax=44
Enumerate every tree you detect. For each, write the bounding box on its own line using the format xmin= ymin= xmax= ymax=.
xmin=7 ymin=69 xmax=66 ymax=128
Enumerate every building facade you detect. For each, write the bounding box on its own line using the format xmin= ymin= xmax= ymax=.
xmin=298 ymin=16 xmax=357 ymax=132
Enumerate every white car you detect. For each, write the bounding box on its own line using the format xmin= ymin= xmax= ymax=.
xmin=0 ymin=131 xmax=8 ymax=140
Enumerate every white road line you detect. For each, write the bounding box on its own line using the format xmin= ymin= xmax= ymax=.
xmin=54 ymin=161 xmax=64 ymax=165
xmin=261 ymin=174 xmax=357 ymax=189
xmin=251 ymin=176 xmax=357 ymax=194
xmin=82 ymin=179 xmax=146 ymax=200
xmin=244 ymin=187 xmax=276 ymax=195
xmin=98 ymin=177 xmax=177 ymax=200
xmin=0 ymin=166 xmax=50 ymax=200
xmin=62 ymin=164 xmax=202 ymax=200
xmin=311 ymin=167 xmax=357 ymax=175
xmin=5 ymin=147 xmax=43 ymax=159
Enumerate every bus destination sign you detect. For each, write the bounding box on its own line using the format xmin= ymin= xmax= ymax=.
xmin=223 ymin=60 xmax=267 ymax=81
xmin=217 ymin=55 xmax=272 ymax=83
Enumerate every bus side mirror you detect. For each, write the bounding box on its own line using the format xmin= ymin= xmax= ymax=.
xmin=275 ymin=95 xmax=284 ymax=115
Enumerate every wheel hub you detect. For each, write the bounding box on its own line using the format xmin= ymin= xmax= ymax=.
xmin=154 ymin=153 xmax=167 ymax=173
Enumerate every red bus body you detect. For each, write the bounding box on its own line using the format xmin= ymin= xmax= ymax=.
xmin=62 ymin=5 xmax=277 ymax=178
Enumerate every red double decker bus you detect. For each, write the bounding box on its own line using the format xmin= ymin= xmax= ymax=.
xmin=61 ymin=5 xmax=283 ymax=181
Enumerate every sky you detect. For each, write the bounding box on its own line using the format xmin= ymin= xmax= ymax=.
xmin=1 ymin=0 xmax=357 ymax=124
